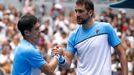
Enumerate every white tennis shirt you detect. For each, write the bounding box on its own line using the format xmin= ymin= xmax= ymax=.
xmin=66 ymin=22 xmax=121 ymax=75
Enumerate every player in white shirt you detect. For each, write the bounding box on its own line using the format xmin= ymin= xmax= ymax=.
xmin=52 ymin=0 xmax=128 ymax=75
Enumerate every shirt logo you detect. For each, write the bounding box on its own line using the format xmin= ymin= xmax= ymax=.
xmin=96 ymin=29 xmax=100 ymax=34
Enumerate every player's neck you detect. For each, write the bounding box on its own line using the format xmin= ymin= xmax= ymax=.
xmin=82 ymin=19 xmax=94 ymax=30
xmin=24 ymin=37 xmax=36 ymax=45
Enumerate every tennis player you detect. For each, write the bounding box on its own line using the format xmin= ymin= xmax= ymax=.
xmin=12 ymin=15 xmax=58 ymax=75
xmin=52 ymin=0 xmax=128 ymax=75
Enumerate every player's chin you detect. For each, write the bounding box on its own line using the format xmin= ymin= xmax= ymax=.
xmin=77 ymin=19 xmax=84 ymax=25
xmin=77 ymin=22 xmax=83 ymax=25
xmin=77 ymin=21 xmax=83 ymax=25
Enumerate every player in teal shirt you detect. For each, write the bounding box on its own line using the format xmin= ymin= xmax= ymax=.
xmin=12 ymin=15 xmax=59 ymax=75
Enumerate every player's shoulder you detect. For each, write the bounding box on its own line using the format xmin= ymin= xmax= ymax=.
xmin=17 ymin=40 xmax=37 ymax=54
xmin=67 ymin=25 xmax=81 ymax=41
xmin=69 ymin=25 xmax=80 ymax=35
xmin=96 ymin=22 xmax=111 ymax=27
xmin=95 ymin=22 xmax=113 ymax=31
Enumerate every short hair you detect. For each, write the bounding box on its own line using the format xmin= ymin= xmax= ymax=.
xmin=17 ymin=15 xmax=38 ymax=36
xmin=76 ymin=0 xmax=94 ymax=11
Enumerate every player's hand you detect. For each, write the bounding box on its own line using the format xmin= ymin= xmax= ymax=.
xmin=51 ymin=45 xmax=64 ymax=56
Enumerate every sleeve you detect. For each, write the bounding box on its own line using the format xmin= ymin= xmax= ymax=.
xmin=25 ymin=48 xmax=46 ymax=68
xmin=105 ymin=23 xmax=121 ymax=47
xmin=66 ymin=32 xmax=77 ymax=55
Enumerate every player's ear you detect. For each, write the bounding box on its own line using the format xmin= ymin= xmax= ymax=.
xmin=88 ymin=10 xmax=92 ymax=16
xmin=24 ymin=30 xmax=30 ymax=37
xmin=88 ymin=10 xmax=94 ymax=17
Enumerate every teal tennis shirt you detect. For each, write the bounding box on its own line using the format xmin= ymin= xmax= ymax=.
xmin=12 ymin=39 xmax=46 ymax=75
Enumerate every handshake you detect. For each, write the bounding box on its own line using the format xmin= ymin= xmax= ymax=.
xmin=51 ymin=45 xmax=66 ymax=66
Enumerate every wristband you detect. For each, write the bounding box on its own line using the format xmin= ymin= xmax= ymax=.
xmin=54 ymin=55 xmax=66 ymax=66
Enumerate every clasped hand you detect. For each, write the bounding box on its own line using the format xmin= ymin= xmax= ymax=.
xmin=51 ymin=45 xmax=64 ymax=56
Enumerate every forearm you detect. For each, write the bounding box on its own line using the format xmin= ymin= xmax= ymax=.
xmin=41 ymin=67 xmax=55 ymax=75
xmin=48 ymin=57 xmax=58 ymax=72
xmin=115 ymin=44 xmax=128 ymax=75
xmin=40 ymin=63 xmax=56 ymax=75
xmin=56 ymin=55 xmax=72 ymax=70
xmin=41 ymin=57 xmax=58 ymax=75
xmin=60 ymin=56 xmax=71 ymax=70
xmin=118 ymin=50 xmax=128 ymax=75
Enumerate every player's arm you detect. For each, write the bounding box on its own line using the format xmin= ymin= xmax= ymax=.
xmin=52 ymin=46 xmax=74 ymax=69
xmin=61 ymin=50 xmax=74 ymax=69
xmin=114 ymin=43 xmax=128 ymax=75
xmin=40 ymin=57 xmax=58 ymax=75
xmin=105 ymin=23 xmax=128 ymax=75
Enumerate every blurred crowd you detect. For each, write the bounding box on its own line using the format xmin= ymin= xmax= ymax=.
xmin=0 ymin=0 xmax=133 ymax=75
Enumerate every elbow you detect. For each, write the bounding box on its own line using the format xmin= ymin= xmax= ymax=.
xmin=40 ymin=64 xmax=55 ymax=75
xmin=48 ymin=65 xmax=56 ymax=72
xmin=115 ymin=44 xmax=126 ymax=56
